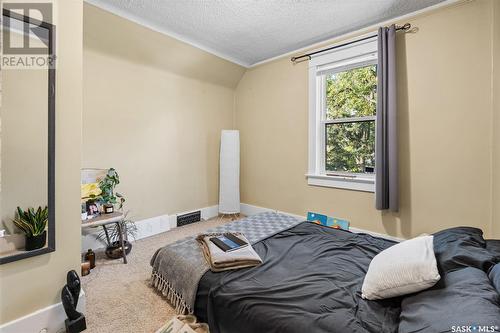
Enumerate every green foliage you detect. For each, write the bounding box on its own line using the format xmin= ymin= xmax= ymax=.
xmin=13 ymin=206 xmax=48 ymax=237
xmin=325 ymin=65 xmax=377 ymax=173
xmin=98 ymin=168 xmax=125 ymax=208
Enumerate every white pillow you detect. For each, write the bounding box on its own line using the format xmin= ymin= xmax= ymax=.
xmin=361 ymin=235 xmax=440 ymax=300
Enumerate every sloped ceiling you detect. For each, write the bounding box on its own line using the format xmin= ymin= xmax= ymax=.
xmin=86 ymin=0 xmax=446 ymax=67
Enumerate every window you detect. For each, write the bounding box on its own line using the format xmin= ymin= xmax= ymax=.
xmin=307 ymin=38 xmax=377 ymax=191
xmin=324 ymin=65 xmax=377 ymax=174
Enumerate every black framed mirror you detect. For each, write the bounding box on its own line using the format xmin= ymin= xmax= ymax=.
xmin=0 ymin=8 xmax=55 ymax=264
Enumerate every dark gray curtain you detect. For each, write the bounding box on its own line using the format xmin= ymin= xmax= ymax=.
xmin=375 ymin=25 xmax=398 ymax=211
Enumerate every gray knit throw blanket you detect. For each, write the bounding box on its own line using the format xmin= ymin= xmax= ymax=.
xmin=150 ymin=212 xmax=303 ymax=314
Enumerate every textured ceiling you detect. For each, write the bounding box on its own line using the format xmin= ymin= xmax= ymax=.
xmin=86 ymin=0 xmax=446 ymax=67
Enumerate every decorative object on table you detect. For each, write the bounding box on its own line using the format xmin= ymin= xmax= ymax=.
xmin=84 ymin=249 xmax=96 ymax=269
xmin=81 ymin=262 xmax=90 ymax=276
xmin=218 ymin=130 xmax=240 ymax=217
xmin=85 ymin=200 xmax=100 ymax=218
xmin=61 ymin=270 xmax=86 ymax=333
xmin=97 ymin=212 xmax=137 ymax=259
xmin=103 ymin=204 xmax=114 ymax=214
xmin=81 ymin=168 xmax=131 ymax=263
xmin=81 ymin=182 xmax=102 ymax=219
xmin=98 ymin=168 xmax=125 ymax=213
xmin=81 ymin=168 xmax=124 ymax=217
xmin=81 ymin=182 xmax=102 ymax=199
xmin=12 ymin=206 xmax=48 ymax=251
xmin=81 ymin=168 xmax=107 ymax=185
xmin=81 ymin=202 xmax=88 ymax=221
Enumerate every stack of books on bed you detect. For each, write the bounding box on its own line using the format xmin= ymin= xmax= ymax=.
xmin=196 ymin=232 xmax=262 ymax=272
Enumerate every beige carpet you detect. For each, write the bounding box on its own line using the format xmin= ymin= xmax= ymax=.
xmin=81 ymin=216 xmax=235 ymax=333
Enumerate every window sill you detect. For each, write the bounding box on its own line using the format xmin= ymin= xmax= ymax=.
xmin=305 ymin=173 xmax=375 ymax=192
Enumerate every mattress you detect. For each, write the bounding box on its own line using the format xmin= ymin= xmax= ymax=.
xmin=195 ymin=222 xmax=401 ymax=333
xmin=194 ymin=223 xmax=500 ymax=333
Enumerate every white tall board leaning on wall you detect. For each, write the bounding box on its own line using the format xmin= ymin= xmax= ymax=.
xmin=219 ymin=130 xmax=240 ymax=214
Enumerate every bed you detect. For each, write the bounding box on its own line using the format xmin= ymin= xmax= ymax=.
xmin=153 ymin=214 xmax=500 ymax=333
xmin=195 ymin=222 xmax=401 ymax=332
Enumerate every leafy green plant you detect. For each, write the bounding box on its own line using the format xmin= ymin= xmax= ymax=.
xmin=13 ymin=206 xmax=48 ymax=237
xmin=98 ymin=168 xmax=125 ymax=208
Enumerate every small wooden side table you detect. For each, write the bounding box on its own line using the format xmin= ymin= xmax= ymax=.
xmin=81 ymin=212 xmax=128 ymax=264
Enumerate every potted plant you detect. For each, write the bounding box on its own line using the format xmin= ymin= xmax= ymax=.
xmin=97 ymin=212 xmax=137 ymax=259
xmin=92 ymin=168 xmax=135 ymax=258
xmin=97 ymin=168 xmax=125 ymax=214
xmin=13 ymin=206 xmax=48 ymax=251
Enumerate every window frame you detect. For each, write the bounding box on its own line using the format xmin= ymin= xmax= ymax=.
xmin=307 ymin=38 xmax=377 ymax=192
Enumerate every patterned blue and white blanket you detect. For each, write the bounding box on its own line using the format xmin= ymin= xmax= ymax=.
xmin=150 ymin=212 xmax=303 ymax=314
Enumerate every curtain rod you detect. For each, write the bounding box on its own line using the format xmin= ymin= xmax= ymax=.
xmin=290 ymin=23 xmax=412 ymax=63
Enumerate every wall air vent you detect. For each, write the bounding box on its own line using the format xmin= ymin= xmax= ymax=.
xmin=177 ymin=210 xmax=202 ymax=227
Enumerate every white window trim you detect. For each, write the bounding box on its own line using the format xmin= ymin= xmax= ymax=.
xmin=307 ymin=37 xmax=377 ymax=192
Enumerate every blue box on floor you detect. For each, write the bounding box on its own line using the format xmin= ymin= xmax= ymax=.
xmin=307 ymin=211 xmax=349 ymax=230
xmin=307 ymin=212 xmax=327 ymax=224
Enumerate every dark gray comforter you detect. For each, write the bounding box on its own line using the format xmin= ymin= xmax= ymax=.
xmin=195 ymin=222 xmax=401 ymax=333
xmin=194 ymin=222 xmax=500 ymax=333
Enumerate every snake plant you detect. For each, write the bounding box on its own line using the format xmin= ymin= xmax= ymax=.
xmin=13 ymin=206 xmax=48 ymax=237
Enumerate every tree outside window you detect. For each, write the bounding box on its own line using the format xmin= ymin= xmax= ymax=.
xmin=324 ymin=65 xmax=377 ymax=174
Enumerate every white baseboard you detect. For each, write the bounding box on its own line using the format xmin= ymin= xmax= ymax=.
xmin=135 ymin=214 xmax=170 ymax=240
xmin=0 ymin=291 xmax=85 ymax=333
xmin=201 ymin=205 xmax=220 ymax=220
xmin=81 ymin=214 xmax=170 ymax=252
xmin=348 ymin=226 xmax=403 ymax=242
xmin=82 ymin=205 xmax=220 ymax=252
xmin=240 ymin=203 xmax=274 ymax=216
xmin=168 ymin=205 xmax=220 ymax=229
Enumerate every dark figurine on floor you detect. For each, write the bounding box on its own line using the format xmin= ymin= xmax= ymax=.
xmin=61 ymin=270 xmax=86 ymax=333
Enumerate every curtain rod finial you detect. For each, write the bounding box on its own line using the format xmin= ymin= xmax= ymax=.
xmin=401 ymin=23 xmax=411 ymax=31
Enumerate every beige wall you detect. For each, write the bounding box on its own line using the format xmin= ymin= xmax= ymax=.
xmin=0 ymin=0 xmax=83 ymax=324
xmin=235 ymin=0 xmax=497 ymax=238
xmin=1 ymin=68 xmax=48 ymax=234
xmin=493 ymin=0 xmax=500 ymax=238
xmin=0 ymin=0 xmax=496 ymax=326
xmin=82 ymin=4 xmax=245 ymax=221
